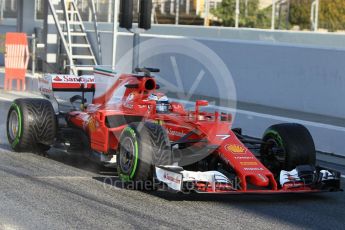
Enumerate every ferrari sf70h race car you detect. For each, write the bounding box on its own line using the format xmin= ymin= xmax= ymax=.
xmin=6 ymin=67 xmax=342 ymax=194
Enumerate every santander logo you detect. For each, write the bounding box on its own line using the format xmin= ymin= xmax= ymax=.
xmin=52 ymin=75 xmax=95 ymax=83
xmin=53 ymin=76 xmax=63 ymax=81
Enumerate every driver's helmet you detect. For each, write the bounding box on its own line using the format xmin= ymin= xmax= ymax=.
xmin=148 ymin=93 xmax=169 ymax=113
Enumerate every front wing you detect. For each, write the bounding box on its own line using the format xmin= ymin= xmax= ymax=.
xmin=155 ymin=165 xmax=342 ymax=194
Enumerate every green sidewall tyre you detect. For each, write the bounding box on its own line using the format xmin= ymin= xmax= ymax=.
xmin=118 ymin=126 xmax=140 ymax=182
xmin=116 ymin=122 xmax=172 ymax=189
xmin=7 ymin=103 xmax=23 ymax=149
xmin=6 ymin=98 xmax=57 ymax=153
xmin=261 ymin=123 xmax=316 ymax=171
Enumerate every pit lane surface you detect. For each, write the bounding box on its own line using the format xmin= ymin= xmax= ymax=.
xmin=0 ymin=99 xmax=344 ymax=230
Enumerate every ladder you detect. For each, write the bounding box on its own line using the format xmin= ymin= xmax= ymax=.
xmin=48 ymin=0 xmax=97 ymax=75
xmin=89 ymin=0 xmax=102 ymax=62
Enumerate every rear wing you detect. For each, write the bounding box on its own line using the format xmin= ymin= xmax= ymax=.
xmin=38 ymin=66 xmax=117 ymax=95
xmin=38 ymin=67 xmax=118 ymax=113
xmin=38 ymin=74 xmax=95 ymax=114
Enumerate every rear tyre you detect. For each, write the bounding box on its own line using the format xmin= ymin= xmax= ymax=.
xmin=260 ymin=123 xmax=316 ymax=174
xmin=7 ymin=98 xmax=57 ymax=153
xmin=117 ymin=122 xmax=171 ymax=189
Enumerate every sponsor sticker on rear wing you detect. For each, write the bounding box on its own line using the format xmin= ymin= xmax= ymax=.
xmin=52 ymin=74 xmax=95 ymax=91
xmin=38 ymin=75 xmax=53 ymax=99
xmin=39 ymin=74 xmax=95 ymax=94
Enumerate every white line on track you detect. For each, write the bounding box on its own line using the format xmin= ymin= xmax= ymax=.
xmin=0 ymin=96 xmax=13 ymax=102
xmin=34 ymin=176 xmax=91 ymax=180
xmin=0 ymin=176 xmax=92 ymax=180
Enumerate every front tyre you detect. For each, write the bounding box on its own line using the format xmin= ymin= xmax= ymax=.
xmin=260 ymin=123 xmax=316 ymax=174
xmin=7 ymin=98 xmax=57 ymax=153
xmin=117 ymin=122 xmax=172 ymax=188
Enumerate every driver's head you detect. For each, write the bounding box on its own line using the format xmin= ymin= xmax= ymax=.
xmin=148 ymin=93 xmax=169 ymax=113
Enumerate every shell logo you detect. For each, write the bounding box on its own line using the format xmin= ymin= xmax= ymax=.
xmin=225 ymin=144 xmax=246 ymax=154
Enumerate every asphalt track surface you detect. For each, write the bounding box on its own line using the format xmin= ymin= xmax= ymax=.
xmin=0 ymin=99 xmax=344 ymax=230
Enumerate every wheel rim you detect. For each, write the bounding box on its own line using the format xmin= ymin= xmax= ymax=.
xmin=8 ymin=110 xmax=19 ymax=140
xmin=266 ymin=138 xmax=286 ymax=162
xmin=119 ymin=137 xmax=135 ymax=174
xmin=261 ymin=137 xmax=286 ymax=174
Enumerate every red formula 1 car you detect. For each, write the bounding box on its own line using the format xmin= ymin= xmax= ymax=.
xmin=6 ymin=67 xmax=341 ymax=194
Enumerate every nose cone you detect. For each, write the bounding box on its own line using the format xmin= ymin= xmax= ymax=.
xmin=248 ymin=174 xmax=270 ymax=187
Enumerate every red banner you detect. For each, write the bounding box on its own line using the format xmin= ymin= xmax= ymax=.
xmin=4 ymin=33 xmax=29 ymax=91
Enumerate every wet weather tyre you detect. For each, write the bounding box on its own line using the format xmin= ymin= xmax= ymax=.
xmin=117 ymin=122 xmax=172 ymax=189
xmin=7 ymin=98 xmax=57 ymax=153
xmin=260 ymin=123 xmax=316 ymax=172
